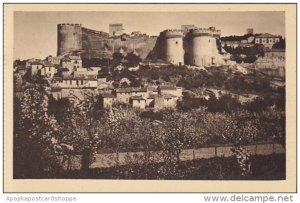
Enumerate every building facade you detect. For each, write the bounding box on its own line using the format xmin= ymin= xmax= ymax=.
xmin=109 ymin=24 xmax=124 ymax=36
xmin=255 ymin=33 xmax=280 ymax=49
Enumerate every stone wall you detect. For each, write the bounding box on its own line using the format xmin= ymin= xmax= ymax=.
xmin=60 ymin=143 xmax=285 ymax=170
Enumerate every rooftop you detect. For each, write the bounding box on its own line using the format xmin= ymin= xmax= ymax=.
xmin=100 ymin=92 xmax=115 ymax=98
xmin=43 ymin=61 xmax=55 ymax=67
xmin=256 ymin=33 xmax=280 ymax=38
xmin=31 ymin=61 xmax=43 ymax=65
xmin=160 ymin=85 xmax=177 ymax=90
xmin=68 ymin=55 xmax=81 ymax=60
xmin=130 ymin=96 xmax=145 ymax=100
xmin=62 ymin=75 xmax=97 ymax=81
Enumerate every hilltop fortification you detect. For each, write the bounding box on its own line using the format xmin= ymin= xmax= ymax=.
xmin=57 ymin=24 xmax=157 ymax=59
xmin=57 ymin=24 xmax=224 ymax=67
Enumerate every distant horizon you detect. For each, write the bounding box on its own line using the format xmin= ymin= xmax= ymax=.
xmin=14 ymin=11 xmax=285 ymax=60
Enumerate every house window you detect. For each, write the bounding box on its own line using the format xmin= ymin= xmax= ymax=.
xmin=176 ymin=41 xmax=178 ymax=44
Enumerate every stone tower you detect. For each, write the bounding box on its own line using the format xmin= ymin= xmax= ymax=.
xmin=185 ymin=27 xmax=221 ymax=67
xmin=161 ymin=29 xmax=184 ymax=66
xmin=109 ymin=24 xmax=124 ymax=36
xmin=57 ymin=24 xmax=82 ymax=56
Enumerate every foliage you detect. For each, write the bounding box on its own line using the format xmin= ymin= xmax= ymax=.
xmin=59 ymin=97 xmax=103 ymax=175
xmin=13 ymin=80 xmax=285 ymax=178
xmin=14 ymin=85 xmax=72 ymax=178
xmin=272 ymin=38 xmax=285 ymax=49
xmin=178 ymin=94 xmax=242 ymax=113
xmin=220 ymin=34 xmax=261 ymax=42
xmin=125 ymin=52 xmax=142 ymax=67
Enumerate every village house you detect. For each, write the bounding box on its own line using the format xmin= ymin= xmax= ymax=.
xmin=115 ymin=88 xmax=132 ymax=103
xmin=30 ymin=61 xmax=43 ymax=76
xmin=247 ymin=35 xmax=255 ymax=43
xmin=146 ymin=93 xmax=156 ymax=108
xmin=99 ymin=92 xmax=115 ymax=109
xmin=69 ymin=55 xmax=82 ymax=69
xmin=221 ymin=41 xmax=240 ymax=48
xmin=40 ymin=61 xmax=57 ymax=78
xmin=74 ymin=67 xmax=98 ymax=79
xmin=52 ymin=75 xmax=98 ymax=89
xmin=154 ymin=94 xmax=178 ymax=111
xmin=159 ymin=85 xmax=183 ymax=99
xmin=61 ymin=55 xmax=82 ymax=72
xmin=130 ymin=96 xmax=146 ymax=109
xmin=46 ymin=55 xmax=61 ymax=65
xmin=14 ymin=65 xmax=27 ymax=76
xmin=60 ymin=68 xmax=70 ymax=76
xmin=51 ymin=86 xmax=96 ymax=101
xmin=254 ymin=33 xmax=281 ymax=49
xmin=97 ymin=77 xmax=113 ymax=90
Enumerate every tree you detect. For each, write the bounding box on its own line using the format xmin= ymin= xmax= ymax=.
xmin=202 ymin=110 xmax=258 ymax=176
xmin=60 ymin=97 xmax=103 ymax=176
xmin=14 ymin=85 xmax=72 ymax=178
xmin=272 ymin=38 xmax=285 ymax=49
xmin=125 ymin=52 xmax=142 ymax=67
xmin=112 ymin=52 xmax=124 ymax=66
xmin=158 ymin=110 xmax=200 ymax=177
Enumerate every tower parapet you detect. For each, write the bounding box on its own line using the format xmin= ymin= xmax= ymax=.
xmin=161 ymin=29 xmax=184 ymax=39
xmin=189 ymin=28 xmax=213 ymax=37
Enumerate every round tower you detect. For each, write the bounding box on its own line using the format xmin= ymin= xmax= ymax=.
xmin=188 ymin=28 xmax=215 ymax=67
xmin=57 ymin=24 xmax=82 ymax=56
xmin=161 ymin=29 xmax=184 ymax=66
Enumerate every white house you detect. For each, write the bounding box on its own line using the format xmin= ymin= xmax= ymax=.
xmin=30 ymin=62 xmax=43 ymax=76
xmin=255 ymin=33 xmax=281 ymax=49
xmin=41 ymin=62 xmax=57 ymax=78
xmin=130 ymin=96 xmax=146 ymax=109
xmin=99 ymin=93 xmax=115 ymax=109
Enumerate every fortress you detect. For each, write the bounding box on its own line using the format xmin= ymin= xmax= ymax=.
xmin=57 ymin=24 xmax=224 ymax=67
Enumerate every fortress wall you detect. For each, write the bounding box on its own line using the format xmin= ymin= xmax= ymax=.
xmin=81 ymin=30 xmax=157 ymax=59
xmin=57 ymin=25 xmax=223 ymax=66
xmin=58 ymin=25 xmax=157 ymax=59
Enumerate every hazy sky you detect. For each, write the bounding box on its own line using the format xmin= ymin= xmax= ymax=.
xmin=14 ymin=11 xmax=285 ymax=60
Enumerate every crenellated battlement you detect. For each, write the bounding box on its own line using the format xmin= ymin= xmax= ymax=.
xmin=161 ymin=29 xmax=184 ymax=38
xmin=58 ymin=23 xmax=82 ymax=27
xmin=189 ymin=28 xmax=214 ymax=37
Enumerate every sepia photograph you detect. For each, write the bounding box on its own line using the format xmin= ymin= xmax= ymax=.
xmin=4 ymin=3 xmax=296 ymax=192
